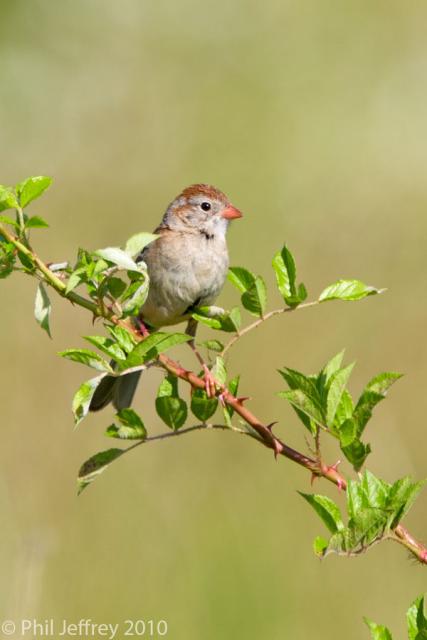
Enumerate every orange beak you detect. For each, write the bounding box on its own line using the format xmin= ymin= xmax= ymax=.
xmin=221 ymin=205 xmax=243 ymax=220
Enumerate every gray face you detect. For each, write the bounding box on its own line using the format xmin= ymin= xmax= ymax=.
xmin=164 ymin=193 xmax=229 ymax=238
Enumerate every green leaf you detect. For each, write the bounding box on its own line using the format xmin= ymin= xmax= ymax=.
xmin=299 ymin=493 xmax=344 ymax=533
xmin=59 ymin=348 xmax=113 ymax=372
xmin=25 ymin=215 xmax=49 ymax=228
xmin=155 ymin=375 xmax=187 ymax=430
xmin=338 ymin=418 xmax=358 ymax=448
xmin=191 ymin=389 xmax=218 ymax=422
xmin=227 ymin=266 xmax=256 ymax=292
xmin=95 ymin=247 xmax=138 ymax=271
xmin=407 ymin=595 xmax=427 ymax=640
xmin=279 ymin=389 xmax=325 ymax=429
xmin=333 ymin=389 xmax=354 ymax=429
xmin=272 ymin=245 xmax=296 ymax=299
xmin=366 ymin=372 xmax=403 ymax=396
xmin=387 ymin=477 xmax=426 ymax=528
xmin=106 ymin=276 xmax=127 ymax=298
xmin=364 ymin=619 xmax=393 ymax=640
xmin=213 ymin=356 xmax=227 ymax=385
xmin=107 ymin=325 xmax=137 ymax=354
xmin=272 ymin=245 xmax=307 ymax=307
xmin=193 ymin=306 xmax=241 ymax=332
xmin=223 ymin=374 xmax=240 ymax=424
xmin=124 ymin=332 xmax=191 ymax=367
xmin=122 ymin=277 xmax=149 ymax=317
xmin=72 ymin=375 xmax=104 ymax=426
xmin=124 ymin=232 xmax=158 ymax=257
xmin=106 ymin=408 xmax=147 ymax=440
xmin=201 ymin=339 xmax=225 ymax=353
xmin=322 ymin=350 xmax=345 ymax=384
xmin=0 ymin=185 xmax=19 ymax=211
xmin=313 ymin=536 xmax=328 ymax=558
xmin=16 ymin=176 xmax=52 ymax=208
xmin=319 ymin=279 xmax=383 ymax=302
xmin=84 ymin=335 xmax=126 ymax=362
xmin=34 ymin=282 xmax=52 ymax=337
xmin=241 ymin=276 xmax=267 ymax=317
xmin=77 ymin=448 xmax=123 ymax=494
xmin=65 ymin=267 xmax=86 ymax=294
xmin=354 ymin=372 xmax=401 ymax=435
xmin=0 ymin=214 xmax=18 ymax=227
xmin=326 ymin=363 xmax=354 ymax=427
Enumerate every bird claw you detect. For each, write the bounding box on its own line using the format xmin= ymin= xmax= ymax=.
xmin=203 ymin=364 xmax=217 ymax=398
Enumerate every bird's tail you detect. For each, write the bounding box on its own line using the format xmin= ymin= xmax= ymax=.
xmin=89 ymin=370 xmax=142 ymax=412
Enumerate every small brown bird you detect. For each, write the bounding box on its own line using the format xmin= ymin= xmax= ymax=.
xmin=90 ymin=184 xmax=242 ymax=411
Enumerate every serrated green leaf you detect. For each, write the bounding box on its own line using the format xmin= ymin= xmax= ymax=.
xmin=59 ymin=348 xmax=113 ymax=372
xmin=272 ymin=245 xmax=296 ymax=298
xmin=338 ymin=418 xmax=357 ymax=447
xmin=125 ymin=232 xmax=158 ymax=257
xmin=322 ymin=350 xmax=345 ymax=384
xmin=387 ymin=477 xmax=426 ymax=528
xmin=106 ymin=408 xmax=147 ymax=440
xmin=366 ymin=372 xmax=403 ymax=396
xmin=77 ymin=448 xmax=123 ymax=494
xmin=34 ymin=282 xmax=52 ymax=338
xmin=95 ymin=247 xmax=138 ymax=271
xmin=16 ymin=176 xmax=52 ymax=207
xmin=124 ymin=332 xmax=191 ymax=367
xmin=191 ymin=389 xmax=218 ymax=422
xmin=319 ymin=279 xmax=383 ymax=302
xmin=300 ymin=493 xmax=344 ymax=533
xmin=223 ymin=374 xmax=240 ymax=424
xmin=364 ymin=618 xmax=393 ymax=640
xmin=333 ymin=389 xmax=354 ymax=429
xmin=279 ymin=389 xmax=325 ymax=429
xmin=72 ymin=375 xmax=104 ymax=426
xmin=227 ymin=266 xmax=256 ymax=292
xmin=25 ymin=215 xmax=49 ymax=228
xmin=362 ymin=470 xmax=390 ymax=509
xmin=241 ymin=276 xmax=267 ymax=317
xmin=84 ymin=335 xmax=126 ymax=362
xmin=106 ymin=325 xmax=137 ymax=354
xmin=342 ymin=439 xmax=371 ymax=471
xmin=326 ymin=363 xmax=354 ymax=427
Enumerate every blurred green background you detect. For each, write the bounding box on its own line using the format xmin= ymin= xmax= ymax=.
xmin=1 ymin=1 xmax=426 ymax=638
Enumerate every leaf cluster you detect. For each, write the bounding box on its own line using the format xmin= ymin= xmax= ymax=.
xmin=279 ymin=351 xmax=402 ymax=470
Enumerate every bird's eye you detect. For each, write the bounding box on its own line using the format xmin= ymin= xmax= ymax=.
xmin=200 ymin=201 xmax=211 ymax=211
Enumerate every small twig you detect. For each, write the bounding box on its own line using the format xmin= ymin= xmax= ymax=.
xmin=221 ymin=302 xmax=319 ymax=357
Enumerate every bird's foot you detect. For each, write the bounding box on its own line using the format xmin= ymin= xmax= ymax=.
xmin=202 ymin=364 xmax=218 ymax=398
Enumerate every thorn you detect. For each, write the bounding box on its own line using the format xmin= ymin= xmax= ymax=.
xmin=236 ymin=396 xmax=251 ymax=405
xmin=266 ymin=421 xmax=278 ymax=432
xmin=311 ymin=472 xmax=320 ymax=486
xmin=273 ymin=438 xmax=284 ymax=459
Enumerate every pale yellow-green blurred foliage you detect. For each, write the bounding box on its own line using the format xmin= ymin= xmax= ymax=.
xmin=1 ymin=1 xmax=426 ymax=638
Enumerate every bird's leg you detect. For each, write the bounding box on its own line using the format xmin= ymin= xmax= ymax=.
xmin=135 ymin=315 xmax=150 ymax=338
xmin=185 ymin=318 xmax=217 ymax=398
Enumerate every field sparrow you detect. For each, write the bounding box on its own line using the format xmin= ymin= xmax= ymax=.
xmin=90 ymin=184 xmax=242 ymax=411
